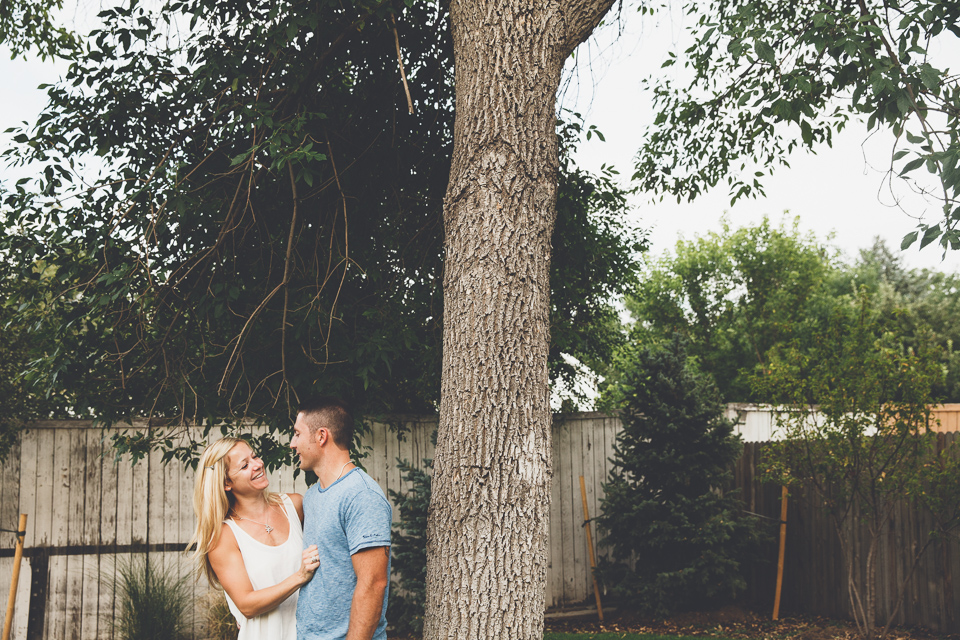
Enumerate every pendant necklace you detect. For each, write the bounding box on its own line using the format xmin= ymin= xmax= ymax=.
xmin=234 ymin=506 xmax=275 ymax=534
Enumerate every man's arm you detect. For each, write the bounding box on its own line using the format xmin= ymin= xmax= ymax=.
xmin=345 ymin=546 xmax=389 ymax=640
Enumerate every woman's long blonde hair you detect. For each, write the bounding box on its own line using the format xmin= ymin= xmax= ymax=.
xmin=189 ymin=437 xmax=280 ymax=587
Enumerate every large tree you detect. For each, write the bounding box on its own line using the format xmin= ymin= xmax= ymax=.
xmin=626 ymin=220 xmax=960 ymax=403
xmin=425 ymin=2 xmax=615 ymax=635
xmin=1 ymin=0 xmax=624 ymax=636
xmin=0 ymin=0 xmax=640 ymax=434
xmin=626 ymin=217 xmax=838 ymax=401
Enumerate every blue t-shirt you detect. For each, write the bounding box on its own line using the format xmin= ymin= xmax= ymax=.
xmin=297 ymin=468 xmax=392 ymax=640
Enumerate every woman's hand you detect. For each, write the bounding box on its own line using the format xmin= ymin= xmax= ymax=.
xmin=298 ymin=544 xmax=320 ymax=584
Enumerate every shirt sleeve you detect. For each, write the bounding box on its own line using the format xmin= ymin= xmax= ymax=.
xmin=344 ymin=487 xmax=393 ymax=555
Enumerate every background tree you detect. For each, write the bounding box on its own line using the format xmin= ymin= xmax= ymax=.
xmin=757 ymin=290 xmax=949 ymax=640
xmin=626 ymin=217 xmax=838 ymax=401
xmin=635 ymin=0 xmax=960 ymax=252
xmin=596 ymin=335 xmax=762 ymax=615
xmin=626 ymin=219 xmax=960 ymax=403
xmin=841 ymin=239 xmax=960 ymax=400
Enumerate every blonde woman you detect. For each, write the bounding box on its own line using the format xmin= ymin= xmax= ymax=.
xmin=191 ymin=437 xmax=320 ymax=640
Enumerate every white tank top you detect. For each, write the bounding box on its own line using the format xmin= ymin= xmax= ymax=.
xmin=223 ymin=494 xmax=303 ymax=640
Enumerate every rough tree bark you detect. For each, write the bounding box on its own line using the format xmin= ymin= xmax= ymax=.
xmin=424 ymin=1 xmax=616 ymax=638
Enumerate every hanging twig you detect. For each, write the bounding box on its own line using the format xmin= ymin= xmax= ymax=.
xmin=321 ymin=135 xmax=352 ymax=363
xmin=391 ymin=14 xmax=414 ymax=115
xmin=278 ymin=161 xmax=301 ymax=408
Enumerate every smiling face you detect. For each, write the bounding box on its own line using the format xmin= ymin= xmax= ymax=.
xmin=290 ymin=412 xmax=322 ymax=473
xmin=223 ymin=441 xmax=269 ymax=497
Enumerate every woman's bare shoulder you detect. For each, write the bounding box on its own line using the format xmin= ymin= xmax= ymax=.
xmin=208 ymin=521 xmax=238 ymax=558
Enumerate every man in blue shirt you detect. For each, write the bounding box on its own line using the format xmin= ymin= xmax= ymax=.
xmin=291 ymin=398 xmax=391 ymax=640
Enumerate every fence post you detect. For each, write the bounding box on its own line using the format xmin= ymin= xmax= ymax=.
xmin=773 ymin=486 xmax=789 ymax=620
xmin=2 ymin=514 xmax=28 ymax=640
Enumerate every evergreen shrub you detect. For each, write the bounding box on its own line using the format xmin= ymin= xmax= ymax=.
xmin=387 ymin=454 xmax=433 ymax=637
xmin=597 ymin=335 xmax=764 ymax=615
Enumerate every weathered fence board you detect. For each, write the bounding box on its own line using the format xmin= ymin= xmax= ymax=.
xmin=735 ymin=433 xmax=960 ymax=634
xmin=1 ymin=412 xmax=959 ymax=639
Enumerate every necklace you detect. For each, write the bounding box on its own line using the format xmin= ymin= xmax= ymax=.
xmin=321 ymin=461 xmax=352 ymax=489
xmin=334 ymin=460 xmax=352 ymax=482
xmin=233 ymin=505 xmax=276 ymax=534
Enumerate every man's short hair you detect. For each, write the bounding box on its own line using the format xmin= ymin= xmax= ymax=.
xmin=298 ymin=397 xmax=354 ymax=449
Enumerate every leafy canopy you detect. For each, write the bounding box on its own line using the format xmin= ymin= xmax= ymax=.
xmin=0 ymin=0 xmax=78 ymax=60
xmin=625 ymin=217 xmax=837 ymax=402
xmin=626 ymin=218 xmax=960 ymax=403
xmin=0 ymin=0 xmax=644 ymax=464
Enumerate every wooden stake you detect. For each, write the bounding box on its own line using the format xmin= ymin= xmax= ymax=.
xmin=579 ymin=476 xmax=604 ymax=623
xmin=773 ymin=486 xmax=788 ymax=621
xmin=2 ymin=514 xmax=28 ymax=640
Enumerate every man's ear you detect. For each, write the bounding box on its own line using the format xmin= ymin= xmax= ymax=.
xmin=315 ymin=427 xmax=327 ymax=446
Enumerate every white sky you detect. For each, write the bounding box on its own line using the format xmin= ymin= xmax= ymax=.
xmin=1 ymin=5 xmax=958 ymax=272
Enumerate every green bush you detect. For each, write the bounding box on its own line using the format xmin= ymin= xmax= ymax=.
xmin=108 ymin=554 xmax=193 ymax=640
xmin=597 ymin=335 xmax=764 ymax=615
xmin=387 ymin=454 xmax=433 ymax=637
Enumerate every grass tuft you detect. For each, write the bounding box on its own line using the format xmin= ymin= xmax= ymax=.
xmin=107 ymin=554 xmax=193 ymax=640
xmin=200 ymin=589 xmax=239 ymax=640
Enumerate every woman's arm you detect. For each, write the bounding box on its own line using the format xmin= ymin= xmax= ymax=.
xmin=209 ymin=524 xmax=319 ymax=619
xmin=288 ymin=493 xmax=304 ymax=526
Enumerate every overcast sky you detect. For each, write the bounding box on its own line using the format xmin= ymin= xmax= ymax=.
xmin=2 ymin=7 xmax=958 ymax=272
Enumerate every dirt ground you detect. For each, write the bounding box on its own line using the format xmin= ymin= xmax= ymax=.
xmin=543 ymin=605 xmax=960 ymax=640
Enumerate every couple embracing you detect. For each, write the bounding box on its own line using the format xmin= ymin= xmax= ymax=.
xmin=190 ymin=398 xmax=392 ymax=640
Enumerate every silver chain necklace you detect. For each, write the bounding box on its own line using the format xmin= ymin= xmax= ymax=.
xmin=233 ymin=505 xmax=276 ymax=534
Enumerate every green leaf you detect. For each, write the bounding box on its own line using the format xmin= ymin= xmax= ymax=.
xmin=899 ymin=157 xmax=924 ymax=176
xmin=919 ymin=64 xmax=941 ymax=92
xmin=905 ymin=131 xmax=925 ymax=144
xmin=920 ymin=224 xmax=941 ymax=249
xmin=800 ymin=120 xmax=813 ymax=146
xmin=756 ymin=41 xmax=775 ymax=64
xmin=897 ymin=92 xmax=912 ymax=115
xmin=901 ymin=230 xmax=919 ymax=250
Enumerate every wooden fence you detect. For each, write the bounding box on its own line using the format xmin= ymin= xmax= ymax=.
xmin=734 ymin=433 xmax=960 ymax=635
xmin=0 ymin=414 xmax=619 ymax=640
xmin=1 ymin=412 xmax=958 ymax=639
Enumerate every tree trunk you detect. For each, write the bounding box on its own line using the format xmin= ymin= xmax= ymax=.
xmin=423 ymin=1 xmax=614 ymax=639
xmin=864 ymin=528 xmax=878 ymax=638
